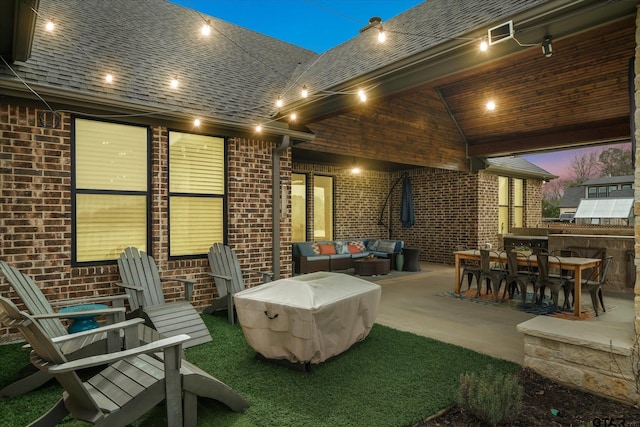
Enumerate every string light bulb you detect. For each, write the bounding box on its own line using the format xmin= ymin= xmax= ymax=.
xmin=377 ymin=27 xmax=386 ymax=43
xmin=275 ymin=97 xmax=283 ymax=108
xmin=45 ymin=21 xmax=55 ymax=32
xmin=486 ymin=100 xmax=496 ymax=111
xmin=358 ymin=90 xmax=367 ymax=102
xmin=480 ymin=39 xmax=488 ymax=52
xmin=301 ymin=85 xmax=308 ymax=98
xmin=170 ymin=77 xmax=179 ymax=89
xmin=290 ymin=112 xmax=297 ymax=121
xmin=105 ymin=73 xmax=113 ymax=83
xmin=255 ymin=124 xmax=262 ymax=133
xmin=201 ymin=20 xmax=211 ymax=36
xmin=193 ymin=118 xmax=201 ymax=126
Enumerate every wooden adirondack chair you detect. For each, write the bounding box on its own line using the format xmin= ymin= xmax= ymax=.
xmin=117 ymin=247 xmax=212 ymax=348
xmin=0 ymin=296 xmax=250 ymax=427
xmin=204 ymin=243 xmax=272 ymax=324
xmin=0 ymin=261 xmax=128 ymax=397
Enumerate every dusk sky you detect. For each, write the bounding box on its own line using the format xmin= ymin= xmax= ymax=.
xmin=170 ymin=1 xmax=631 ymax=179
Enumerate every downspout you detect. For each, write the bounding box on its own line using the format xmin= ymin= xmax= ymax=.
xmin=272 ymin=135 xmax=291 ymax=280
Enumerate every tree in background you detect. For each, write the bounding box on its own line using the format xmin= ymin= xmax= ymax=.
xmin=599 ymin=147 xmax=633 ymax=176
xmin=540 ymin=145 xmax=631 ymax=219
xmin=568 ymin=150 xmax=599 ymax=185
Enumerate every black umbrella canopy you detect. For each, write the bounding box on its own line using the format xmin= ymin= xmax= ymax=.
xmin=401 ymin=175 xmax=415 ymax=228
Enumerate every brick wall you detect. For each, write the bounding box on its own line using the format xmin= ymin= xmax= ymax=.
xmin=292 ymin=163 xmax=544 ymax=265
xmin=0 ymin=101 xmax=286 ymax=337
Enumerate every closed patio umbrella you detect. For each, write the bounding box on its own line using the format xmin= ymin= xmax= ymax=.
xmin=401 ymin=174 xmax=415 ymax=227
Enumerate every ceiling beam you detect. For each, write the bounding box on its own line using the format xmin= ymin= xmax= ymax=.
xmin=467 ymin=118 xmax=630 ymax=157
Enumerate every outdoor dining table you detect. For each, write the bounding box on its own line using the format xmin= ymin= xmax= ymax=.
xmin=453 ymin=249 xmax=602 ymax=317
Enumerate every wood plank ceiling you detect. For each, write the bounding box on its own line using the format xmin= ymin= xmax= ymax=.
xmin=293 ymin=15 xmax=635 ymax=171
xmin=435 ymin=16 xmax=634 ymax=158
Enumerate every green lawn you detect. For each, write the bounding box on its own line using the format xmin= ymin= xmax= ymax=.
xmin=0 ymin=314 xmax=519 ymax=426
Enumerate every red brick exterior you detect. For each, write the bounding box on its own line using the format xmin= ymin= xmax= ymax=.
xmin=0 ymin=100 xmax=543 ymax=339
xmin=0 ymin=102 xmax=286 ymax=337
xmin=292 ymin=164 xmax=543 ymax=265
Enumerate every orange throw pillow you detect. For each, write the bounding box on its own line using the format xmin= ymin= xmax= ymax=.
xmin=318 ymin=244 xmax=336 ymax=255
xmin=348 ymin=244 xmax=361 ymax=254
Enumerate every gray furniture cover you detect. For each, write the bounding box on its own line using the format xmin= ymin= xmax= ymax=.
xmin=234 ymin=272 xmax=381 ymax=364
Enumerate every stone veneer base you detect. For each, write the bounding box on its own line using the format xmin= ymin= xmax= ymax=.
xmin=517 ymin=316 xmax=638 ymax=406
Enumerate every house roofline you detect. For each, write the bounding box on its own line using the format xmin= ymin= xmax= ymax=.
xmin=0 ymin=80 xmax=316 ymax=142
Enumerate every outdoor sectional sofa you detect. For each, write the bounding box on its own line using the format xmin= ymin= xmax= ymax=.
xmin=292 ymin=239 xmax=404 ymax=274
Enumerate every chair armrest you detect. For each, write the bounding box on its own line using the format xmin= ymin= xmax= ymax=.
xmin=207 ymin=272 xmax=232 ymax=281
xmin=33 ymin=307 xmax=126 ymax=320
xmin=116 ymin=281 xmax=145 ymax=292
xmin=44 ymin=333 xmax=190 ymax=374
xmin=243 ymin=269 xmax=273 ymax=283
xmin=48 ymin=318 xmax=145 ymax=344
xmin=49 ymin=294 xmax=129 ymax=308
xmin=160 ymin=277 xmax=195 ymax=301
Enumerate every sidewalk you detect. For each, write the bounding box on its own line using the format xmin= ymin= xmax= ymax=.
xmin=372 ymin=262 xmax=635 ymax=365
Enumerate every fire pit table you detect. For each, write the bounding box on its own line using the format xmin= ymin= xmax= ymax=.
xmin=233 ymin=272 xmax=381 ymax=367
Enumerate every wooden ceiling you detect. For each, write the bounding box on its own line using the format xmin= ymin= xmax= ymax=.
xmin=435 ymin=16 xmax=634 ymax=158
xmin=294 ymin=13 xmax=636 ymax=171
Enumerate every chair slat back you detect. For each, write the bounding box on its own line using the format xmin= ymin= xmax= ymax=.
xmin=0 ymin=296 xmax=100 ymax=414
xmin=208 ymin=243 xmax=245 ymax=297
xmin=506 ymin=251 xmax=521 ymax=276
xmin=587 ymin=255 xmax=614 ymax=285
xmin=118 ymin=247 xmax=164 ymax=308
xmin=0 ymin=261 xmax=69 ymax=338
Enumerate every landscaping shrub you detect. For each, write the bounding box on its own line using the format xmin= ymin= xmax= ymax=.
xmin=455 ymin=365 xmax=524 ymax=425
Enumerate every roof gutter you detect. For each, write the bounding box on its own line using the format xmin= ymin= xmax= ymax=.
xmin=0 ymin=79 xmax=316 ymax=141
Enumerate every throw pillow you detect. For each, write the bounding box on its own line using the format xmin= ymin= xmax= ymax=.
xmin=377 ymin=240 xmax=397 ymax=253
xmin=349 ymin=240 xmax=367 ymax=252
xmin=297 ymin=242 xmax=316 ymax=257
xmin=348 ymin=243 xmax=361 ymax=254
xmin=311 ymin=242 xmax=321 ymax=255
xmin=367 ymin=239 xmax=380 ymax=251
xmin=335 ymin=241 xmax=350 ymax=254
xmin=318 ymin=243 xmax=336 ymax=255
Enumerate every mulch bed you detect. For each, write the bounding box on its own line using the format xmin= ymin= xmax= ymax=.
xmin=418 ymin=368 xmax=640 ymax=426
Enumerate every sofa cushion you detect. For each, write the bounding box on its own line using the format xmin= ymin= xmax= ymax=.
xmin=311 ymin=242 xmax=321 ymax=255
xmin=367 ymin=239 xmax=380 ymax=251
xmin=347 ymin=243 xmax=361 ymax=254
xmin=318 ymin=243 xmax=337 ymax=255
xmin=297 ymin=242 xmax=317 ymax=257
xmin=351 ymin=251 xmax=371 ymax=259
xmin=377 ymin=240 xmax=397 ymax=253
xmin=348 ymin=240 xmax=367 ymax=253
xmin=334 ymin=241 xmax=350 ymax=255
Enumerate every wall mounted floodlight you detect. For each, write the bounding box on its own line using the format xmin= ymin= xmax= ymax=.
xmin=488 ymin=20 xmax=513 ymax=45
xmin=542 ymin=35 xmax=553 ymax=57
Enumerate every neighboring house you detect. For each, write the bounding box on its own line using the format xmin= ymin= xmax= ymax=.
xmin=559 ymin=175 xmax=635 ymax=225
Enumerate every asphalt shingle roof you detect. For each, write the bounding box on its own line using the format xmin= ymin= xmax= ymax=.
xmin=581 ymin=175 xmax=634 ymax=186
xmin=486 ymin=156 xmax=556 ymax=179
xmin=1 ymin=0 xmax=316 ymax=122
xmin=283 ymin=0 xmax=550 ymax=102
xmin=0 ymin=0 xmax=554 ymax=126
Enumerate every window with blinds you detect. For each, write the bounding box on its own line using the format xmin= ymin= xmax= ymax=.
xmin=73 ymin=118 xmax=149 ymax=263
xmin=513 ymin=178 xmax=523 ymax=228
xmin=169 ymin=132 xmax=225 ymax=256
xmin=498 ymin=176 xmax=509 ymax=234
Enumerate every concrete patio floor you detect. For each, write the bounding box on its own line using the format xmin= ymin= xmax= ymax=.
xmin=371 ymin=262 xmax=636 ymax=365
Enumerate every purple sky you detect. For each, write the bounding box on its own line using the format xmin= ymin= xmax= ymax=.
xmin=521 ymin=142 xmax=631 ymax=181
